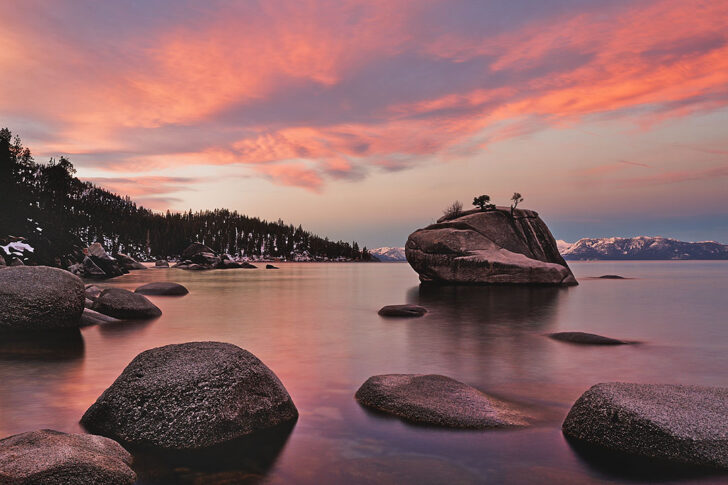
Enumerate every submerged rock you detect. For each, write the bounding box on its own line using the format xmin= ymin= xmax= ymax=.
xmin=135 ymin=282 xmax=189 ymax=296
xmin=548 ymin=332 xmax=629 ymax=345
xmin=356 ymin=374 xmax=528 ymax=428
xmin=92 ymin=288 xmax=162 ymax=319
xmin=0 ymin=429 xmax=135 ymax=485
xmin=0 ymin=266 xmax=85 ymax=330
xmin=599 ymin=275 xmax=625 ymax=279
xmin=81 ymin=341 xmax=298 ymax=450
xmin=563 ymin=383 xmax=728 ymax=469
xmin=378 ymin=304 xmax=428 ymax=317
xmin=406 ymin=207 xmax=577 ymax=285
xmin=266 ymin=264 xmax=279 ymax=269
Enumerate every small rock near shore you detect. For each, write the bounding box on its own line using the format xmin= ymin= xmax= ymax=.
xmin=548 ymin=332 xmax=629 ymax=345
xmin=154 ymin=259 xmax=169 ymax=268
xmin=356 ymin=374 xmax=527 ymax=428
xmin=81 ymin=341 xmax=299 ymax=450
xmin=563 ymin=382 xmax=728 ymax=469
xmin=378 ymin=305 xmax=428 ymax=317
xmin=92 ymin=288 xmax=162 ymax=319
xmin=134 ymin=282 xmax=189 ymax=296
xmin=0 ymin=429 xmax=136 ymax=484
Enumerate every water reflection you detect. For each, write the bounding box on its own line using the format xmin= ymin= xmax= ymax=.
xmin=0 ymin=328 xmax=84 ymax=361
xmin=132 ymin=421 xmax=296 ymax=484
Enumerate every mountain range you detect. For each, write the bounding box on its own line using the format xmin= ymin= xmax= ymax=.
xmin=372 ymin=236 xmax=728 ymax=262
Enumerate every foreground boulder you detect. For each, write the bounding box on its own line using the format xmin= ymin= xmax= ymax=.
xmin=406 ymin=207 xmax=577 ymax=285
xmin=378 ymin=305 xmax=428 ymax=317
xmin=548 ymin=332 xmax=629 ymax=345
xmin=135 ymin=282 xmax=189 ymax=296
xmin=81 ymin=342 xmax=298 ymax=450
xmin=563 ymin=383 xmax=728 ymax=469
xmin=356 ymin=374 xmax=527 ymax=428
xmin=0 ymin=266 xmax=85 ymax=330
xmin=0 ymin=429 xmax=135 ymax=484
xmin=92 ymin=288 xmax=162 ymax=319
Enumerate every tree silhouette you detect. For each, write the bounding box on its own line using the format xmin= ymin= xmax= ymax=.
xmin=472 ymin=195 xmax=495 ymax=211
xmin=510 ymin=192 xmax=524 ymax=215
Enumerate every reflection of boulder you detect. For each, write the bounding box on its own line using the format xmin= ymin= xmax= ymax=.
xmin=0 ymin=328 xmax=84 ymax=360
xmin=411 ymin=284 xmax=563 ymax=327
xmin=130 ymin=421 xmax=295 ymax=484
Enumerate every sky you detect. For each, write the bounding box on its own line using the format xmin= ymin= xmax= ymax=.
xmin=2 ymin=0 xmax=727 ymax=247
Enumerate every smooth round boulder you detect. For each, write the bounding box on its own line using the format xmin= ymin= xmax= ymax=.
xmin=134 ymin=282 xmax=189 ymax=296
xmin=548 ymin=332 xmax=628 ymax=345
xmin=0 ymin=429 xmax=135 ymax=484
xmin=154 ymin=259 xmax=169 ymax=268
xmin=81 ymin=341 xmax=299 ymax=450
xmin=378 ymin=304 xmax=428 ymax=317
xmin=563 ymin=383 xmax=728 ymax=469
xmin=355 ymin=374 xmax=527 ymax=428
xmin=0 ymin=266 xmax=85 ymax=330
xmin=92 ymin=288 xmax=162 ymax=319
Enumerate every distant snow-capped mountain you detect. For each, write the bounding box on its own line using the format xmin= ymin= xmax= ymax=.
xmin=370 ymin=246 xmax=406 ymax=262
xmin=559 ymin=236 xmax=728 ymax=260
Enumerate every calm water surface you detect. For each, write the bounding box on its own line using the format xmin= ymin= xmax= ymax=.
xmin=1 ymin=261 xmax=727 ymax=484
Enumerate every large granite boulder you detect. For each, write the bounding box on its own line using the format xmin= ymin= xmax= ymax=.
xmin=114 ymin=252 xmax=146 ymax=270
xmin=87 ymin=243 xmax=125 ymax=278
xmin=135 ymin=282 xmax=189 ymax=296
xmin=81 ymin=341 xmax=299 ymax=450
xmin=0 ymin=429 xmax=135 ymax=484
xmin=355 ymin=374 xmax=527 ymax=428
xmin=406 ymin=207 xmax=577 ymax=285
xmin=562 ymin=383 xmax=728 ymax=469
xmin=92 ymin=288 xmax=162 ymax=319
xmin=0 ymin=266 xmax=85 ymax=330
xmin=181 ymin=243 xmax=214 ymax=260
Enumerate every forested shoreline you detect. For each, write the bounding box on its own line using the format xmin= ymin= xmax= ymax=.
xmin=0 ymin=128 xmax=371 ymax=266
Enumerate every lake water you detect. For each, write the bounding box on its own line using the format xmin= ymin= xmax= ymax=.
xmin=1 ymin=261 xmax=727 ymax=484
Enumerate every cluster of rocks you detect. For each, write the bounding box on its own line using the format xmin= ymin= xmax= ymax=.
xmin=172 ymin=243 xmax=258 ymax=270
xmin=69 ymin=243 xmax=147 ymax=280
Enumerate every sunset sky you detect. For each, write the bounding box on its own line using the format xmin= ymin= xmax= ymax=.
xmin=2 ymin=0 xmax=727 ymax=246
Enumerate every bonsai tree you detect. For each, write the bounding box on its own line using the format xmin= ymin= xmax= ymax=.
xmin=442 ymin=200 xmax=463 ymax=219
xmin=472 ymin=195 xmax=495 ymax=211
xmin=510 ymin=192 xmax=524 ymax=215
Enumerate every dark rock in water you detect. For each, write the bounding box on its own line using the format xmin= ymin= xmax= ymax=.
xmin=563 ymin=383 xmax=728 ymax=470
xmin=155 ymin=259 xmax=169 ymax=268
xmin=87 ymin=243 xmax=125 ymax=278
xmin=548 ymin=332 xmax=629 ymax=345
xmin=81 ymin=341 xmax=299 ymax=450
xmin=0 ymin=429 xmax=135 ymax=484
xmin=599 ymin=274 xmax=625 ymax=279
xmin=81 ymin=308 xmax=123 ymax=326
xmin=135 ymin=282 xmax=189 ymax=296
xmin=115 ymin=252 xmax=146 ymax=270
xmin=183 ymin=263 xmax=205 ymax=271
xmin=406 ymin=207 xmax=577 ymax=286
xmin=266 ymin=264 xmax=279 ymax=269
xmin=241 ymin=262 xmax=257 ymax=269
xmin=355 ymin=374 xmax=527 ymax=428
xmin=181 ymin=243 xmax=215 ymax=260
xmin=92 ymin=288 xmax=162 ymax=320
xmin=82 ymin=256 xmax=107 ymax=278
xmin=378 ymin=304 xmax=428 ymax=317
xmin=85 ymin=284 xmax=103 ymax=300
xmin=0 ymin=266 xmax=85 ymax=330
xmin=172 ymin=260 xmax=190 ymax=268
xmin=219 ymin=259 xmax=243 ymax=269
xmin=191 ymin=251 xmax=220 ymax=267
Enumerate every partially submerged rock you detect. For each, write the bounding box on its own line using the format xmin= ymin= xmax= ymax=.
xmin=81 ymin=341 xmax=298 ymax=450
xmin=355 ymin=374 xmax=527 ymax=428
xmin=135 ymin=282 xmax=189 ymax=296
xmin=92 ymin=288 xmax=162 ymax=319
xmin=85 ymin=284 xmax=103 ymax=300
xmin=266 ymin=264 xmax=279 ymax=269
xmin=86 ymin=243 xmax=125 ymax=278
xmin=0 ymin=429 xmax=135 ymax=485
xmin=599 ymin=274 xmax=625 ymax=279
xmin=115 ymin=252 xmax=146 ymax=270
xmin=81 ymin=308 xmax=123 ymax=326
xmin=181 ymin=243 xmax=214 ymax=260
xmin=0 ymin=266 xmax=85 ymax=330
xmin=563 ymin=383 xmax=728 ymax=469
xmin=548 ymin=332 xmax=629 ymax=345
xmin=406 ymin=207 xmax=577 ymax=286
xmin=154 ymin=259 xmax=169 ymax=268
xmin=378 ymin=304 xmax=428 ymax=317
